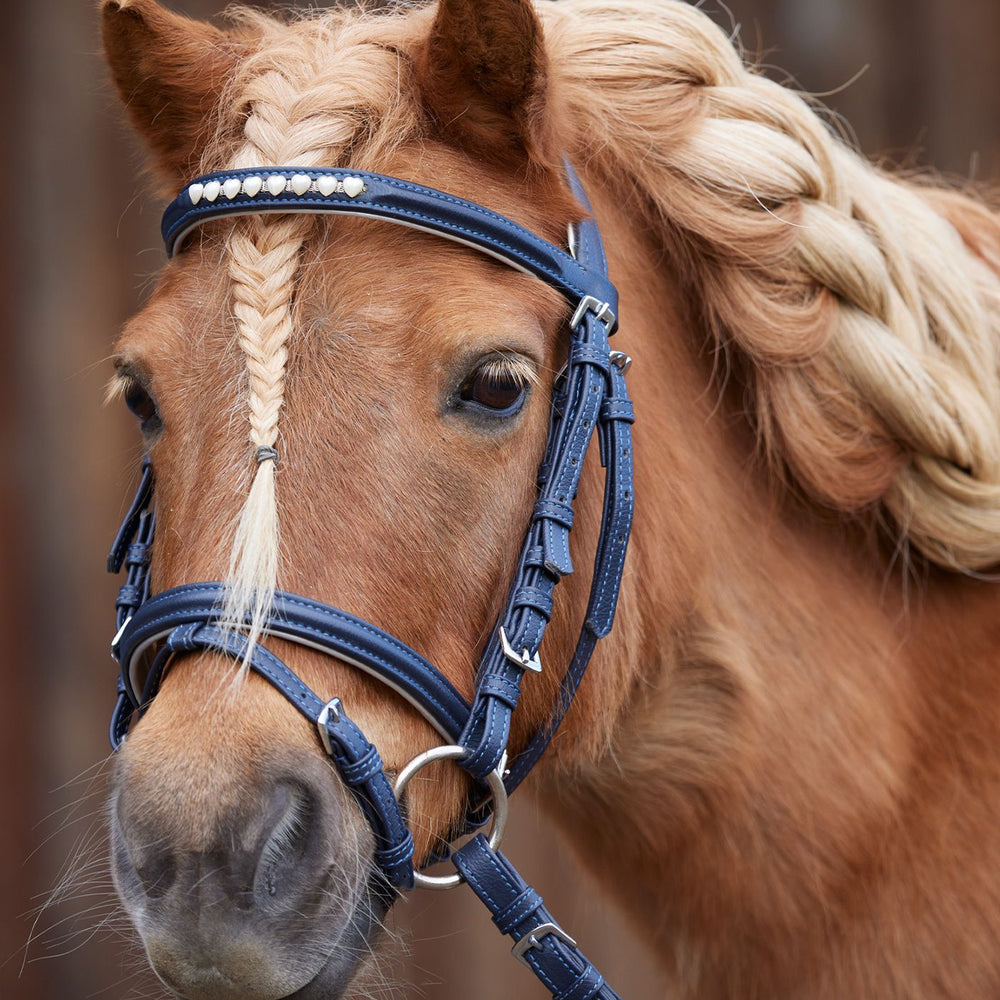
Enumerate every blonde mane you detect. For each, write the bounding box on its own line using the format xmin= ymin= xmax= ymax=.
xmin=209 ymin=0 xmax=1000 ymax=637
xmin=542 ymin=0 xmax=1000 ymax=571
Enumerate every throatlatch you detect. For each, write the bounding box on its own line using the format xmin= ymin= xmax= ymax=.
xmin=108 ymin=161 xmax=634 ymax=1000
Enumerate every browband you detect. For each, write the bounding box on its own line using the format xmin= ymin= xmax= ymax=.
xmin=162 ymin=166 xmax=618 ymax=312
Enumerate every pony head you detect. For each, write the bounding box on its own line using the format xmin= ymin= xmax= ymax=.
xmin=101 ymin=0 xmax=1000 ymax=997
xmin=102 ymin=1 xmax=614 ymax=996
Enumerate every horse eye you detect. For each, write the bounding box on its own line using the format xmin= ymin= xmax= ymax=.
xmin=459 ymin=362 xmax=529 ymax=415
xmin=123 ymin=378 xmax=159 ymax=426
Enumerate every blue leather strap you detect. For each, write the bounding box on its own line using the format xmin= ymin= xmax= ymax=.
xmin=456 ymin=168 xmax=633 ymax=784
xmin=453 ymin=836 xmax=622 ymax=1000
xmin=108 ymin=507 xmax=159 ymax=746
xmin=503 ymin=349 xmax=633 ymax=794
xmin=113 ymin=511 xmax=154 ymax=628
xmin=108 ymin=459 xmax=157 ymax=748
xmin=107 ymin=455 xmax=153 ymax=574
xmin=588 ymin=362 xmax=634 ymax=637
xmin=116 ymin=583 xmax=470 ymax=744
xmin=458 ymin=303 xmax=615 ymax=781
xmin=161 ymin=167 xmax=618 ymax=314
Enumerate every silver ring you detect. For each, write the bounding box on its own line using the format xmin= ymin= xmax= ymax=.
xmin=394 ymin=744 xmax=508 ymax=890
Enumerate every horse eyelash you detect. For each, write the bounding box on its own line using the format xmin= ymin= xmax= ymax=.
xmin=104 ymin=372 xmax=132 ymax=407
xmin=476 ymin=353 xmax=540 ymax=388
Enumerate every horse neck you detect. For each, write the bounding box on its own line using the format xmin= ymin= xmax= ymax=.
xmin=537 ymin=178 xmax=1000 ymax=991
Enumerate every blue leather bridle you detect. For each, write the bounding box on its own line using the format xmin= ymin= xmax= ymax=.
xmin=108 ymin=162 xmax=634 ymax=1000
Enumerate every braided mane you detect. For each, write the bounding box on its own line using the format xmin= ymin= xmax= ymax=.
xmin=543 ymin=0 xmax=1000 ymax=571
xmin=209 ymin=0 xmax=1000 ymax=638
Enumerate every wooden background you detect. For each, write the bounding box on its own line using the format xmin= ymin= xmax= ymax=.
xmin=2 ymin=1 xmax=998 ymax=998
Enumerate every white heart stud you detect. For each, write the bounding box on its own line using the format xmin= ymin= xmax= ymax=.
xmin=242 ymin=175 xmax=263 ymax=197
xmin=316 ymin=175 xmax=338 ymax=197
xmin=222 ymin=178 xmax=242 ymax=200
xmin=188 ymin=182 xmax=204 ymax=205
xmin=342 ymin=176 xmax=365 ymax=199
xmin=203 ymin=180 xmax=222 ymax=202
xmin=290 ymin=173 xmax=312 ymax=196
xmin=266 ymin=174 xmax=287 ymax=196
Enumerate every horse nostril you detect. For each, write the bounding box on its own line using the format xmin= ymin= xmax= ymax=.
xmin=112 ymin=829 xmax=178 ymax=900
xmin=137 ymin=853 xmax=178 ymax=900
xmin=252 ymin=782 xmax=314 ymax=904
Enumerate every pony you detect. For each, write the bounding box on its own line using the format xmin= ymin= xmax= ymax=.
xmin=100 ymin=0 xmax=1000 ymax=996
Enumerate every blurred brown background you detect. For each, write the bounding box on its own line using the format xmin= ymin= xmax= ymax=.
xmin=2 ymin=1 xmax=998 ymax=998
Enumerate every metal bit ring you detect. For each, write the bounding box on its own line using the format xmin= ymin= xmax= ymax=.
xmin=394 ymin=744 xmax=508 ymax=890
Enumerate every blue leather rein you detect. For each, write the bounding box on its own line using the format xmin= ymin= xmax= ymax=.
xmin=108 ymin=162 xmax=634 ymax=1000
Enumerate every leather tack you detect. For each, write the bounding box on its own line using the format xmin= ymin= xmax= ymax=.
xmin=108 ymin=159 xmax=632 ymax=999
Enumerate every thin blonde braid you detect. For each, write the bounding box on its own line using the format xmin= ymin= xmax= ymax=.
xmin=214 ymin=10 xmax=422 ymax=646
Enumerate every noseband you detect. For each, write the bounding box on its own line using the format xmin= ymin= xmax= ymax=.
xmin=108 ymin=162 xmax=634 ymax=1000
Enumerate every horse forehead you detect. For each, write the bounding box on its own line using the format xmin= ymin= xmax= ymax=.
xmin=297 ymin=225 xmax=565 ymax=347
xmin=120 ymin=199 xmax=569 ymax=388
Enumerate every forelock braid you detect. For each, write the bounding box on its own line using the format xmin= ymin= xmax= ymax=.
xmin=544 ymin=0 xmax=1000 ymax=570
xmin=216 ymin=9 xmax=421 ymax=648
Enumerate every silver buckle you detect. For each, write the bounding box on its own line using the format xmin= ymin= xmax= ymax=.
xmin=316 ymin=698 xmax=342 ymax=756
xmin=499 ymin=626 xmax=542 ymax=673
xmin=570 ymin=294 xmax=616 ymax=331
xmin=511 ymin=922 xmax=578 ymax=967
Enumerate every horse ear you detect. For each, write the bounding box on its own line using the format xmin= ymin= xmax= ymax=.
xmin=418 ymin=0 xmax=557 ymax=168
xmin=101 ymin=0 xmax=241 ymax=186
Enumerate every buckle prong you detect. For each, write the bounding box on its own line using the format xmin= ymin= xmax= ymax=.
xmin=499 ymin=626 xmax=542 ymax=674
xmin=316 ymin=698 xmax=343 ymax=757
xmin=511 ymin=922 xmax=578 ymax=967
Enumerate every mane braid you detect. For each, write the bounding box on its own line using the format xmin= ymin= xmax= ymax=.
xmin=213 ymin=7 xmax=423 ymax=654
xmin=540 ymin=0 xmax=1000 ymax=571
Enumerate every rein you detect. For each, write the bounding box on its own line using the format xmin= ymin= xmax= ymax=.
xmin=107 ymin=162 xmax=634 ymax=1000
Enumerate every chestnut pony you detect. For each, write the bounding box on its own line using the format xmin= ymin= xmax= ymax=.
xmin=101 ymin=0 xmax=1000 ymax=997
